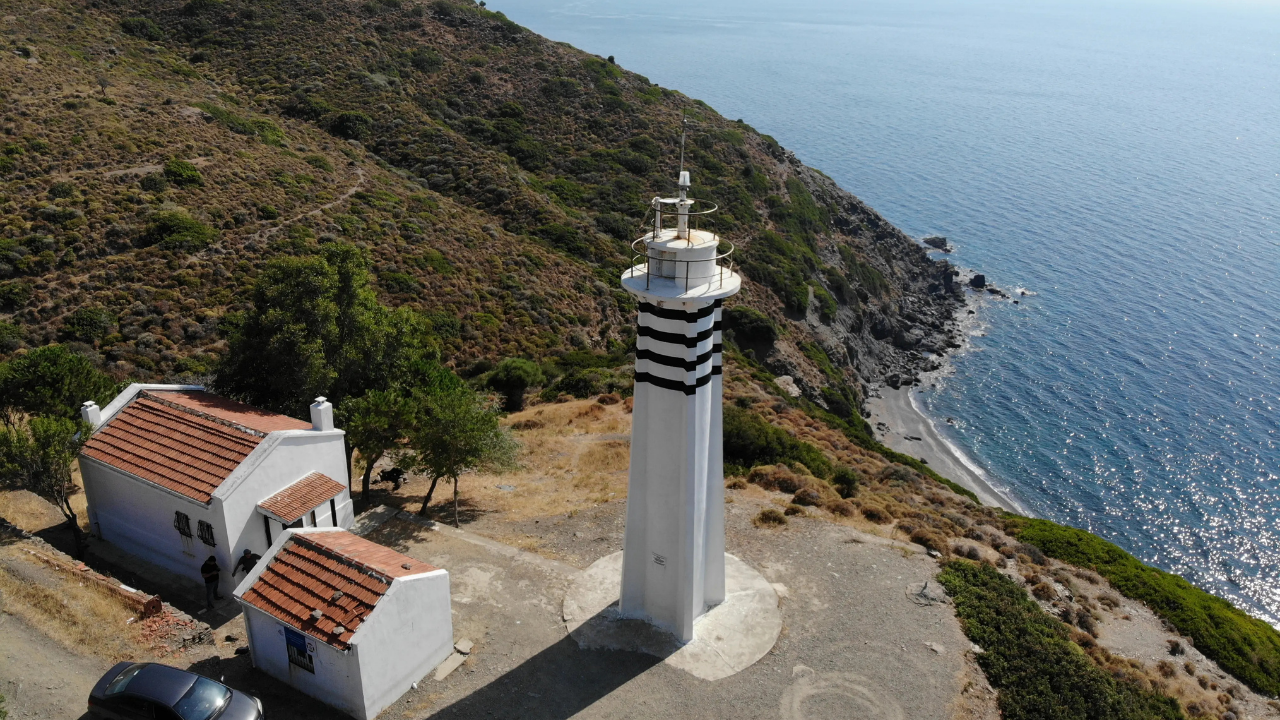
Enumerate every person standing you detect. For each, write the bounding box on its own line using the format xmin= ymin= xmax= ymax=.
xmin=233 ymin=548 xmax=261 ymax=578
xmin=200 ymin=555 xmax=222 ymax=611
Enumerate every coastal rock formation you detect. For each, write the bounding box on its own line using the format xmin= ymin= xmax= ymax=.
xmin=969 ymin=274 xmax=987 ymax=289
xmin=921 ymin=235 xmax=951 ymax=252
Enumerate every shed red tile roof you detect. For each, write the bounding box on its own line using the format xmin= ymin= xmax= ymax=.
xmin=240 ymin=531 xmax=437 ymax=649
xmin=258 ymin=473 xmax=345 ymax=524
xmin=81 ymin=391 xmax=271 ymax=503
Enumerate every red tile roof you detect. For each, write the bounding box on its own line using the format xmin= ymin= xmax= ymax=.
xmin=150 ymin=390 xmax=312 ymax=433
xmin=258 ymin=473 xmax=346 ymax=524
xmin=240 ymin=531 xmax=437 ymax=648
xmin=81 ymin=392 xmax=268 ymax=503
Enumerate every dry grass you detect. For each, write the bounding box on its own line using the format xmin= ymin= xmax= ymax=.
xmin=0 ymin=489 xmax=67 ymax=533
xmin=0 ymin=545 xmax=141 ymax=661
xmin=401 ymin=399 xmax=634 ymax=521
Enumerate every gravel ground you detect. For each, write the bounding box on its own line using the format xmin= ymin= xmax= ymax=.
xmin=361 ymin=484 xmax=999 ymax=720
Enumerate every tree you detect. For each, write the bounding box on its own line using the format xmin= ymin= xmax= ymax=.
xmin=341 ymin=389 xmax=418 ymax=499
xmin=214 ymin=244 xmax=439 ymax=486
xmin=0 ymin=345 xmax=117 ymax=427
xmin=0 ymin=416 xmax=90 ymax=557
xmin=214 ymin=253 xmax=338 ymax=414
xmin=214 ymin=243 xmax=433 ymax=417
xmin=487 ymin=358 xmax=543 ymax=412
xmin=401 ymin=385 xmax=517 ymax=526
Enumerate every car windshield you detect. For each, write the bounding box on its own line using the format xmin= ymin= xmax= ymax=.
xmin=104 ymin=664 xmax=145 ymax=696
xmin=172 ymin=677 xmax=231 ymax=720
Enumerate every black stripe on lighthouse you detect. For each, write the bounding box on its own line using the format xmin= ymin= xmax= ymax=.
xmin=635 ymin=370 xmax=715 ymax=395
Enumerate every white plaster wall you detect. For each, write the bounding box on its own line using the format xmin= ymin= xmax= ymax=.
xmin=620 ymin=305 xmax=720 ymax=641
xmin=79 ymin=457 xmax=225 ymax=589
xmin=351 ymin=569 xmax=453 ymax=720
xmin=241 ymin=605 xmax=366 ymax=719
xmin=216 ymin=430 xmax=353 ymax=587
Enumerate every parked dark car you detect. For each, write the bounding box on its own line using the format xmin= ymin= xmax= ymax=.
xmin=87 ymin=662 xmax=264 ymax=720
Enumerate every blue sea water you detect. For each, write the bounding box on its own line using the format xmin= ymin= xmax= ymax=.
xmin=499 ymin=0 xmax=1280 ymax=624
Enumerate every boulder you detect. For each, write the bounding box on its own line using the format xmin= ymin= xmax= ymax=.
xmin=921 ymin=235 xmax=951 ymax=252
xmin=968 ymin=274 xmax=986 ymax=289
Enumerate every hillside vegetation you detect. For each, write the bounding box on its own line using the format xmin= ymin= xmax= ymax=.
xmin=1009 ymin=517 xmax=1280 ymax=698
xmin=1 ymin=0 xmax=961 ymax=412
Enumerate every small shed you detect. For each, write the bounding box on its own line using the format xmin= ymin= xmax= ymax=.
xmin=234 ymin=528 xmax=453 ymax=720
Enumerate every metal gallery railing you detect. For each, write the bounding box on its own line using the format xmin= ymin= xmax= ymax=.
xmin=626 ymin=236 xmax=736 ymax=292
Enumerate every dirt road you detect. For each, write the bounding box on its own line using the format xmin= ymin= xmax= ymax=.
xmin=0 ymin=613 xmax=106 ymax=720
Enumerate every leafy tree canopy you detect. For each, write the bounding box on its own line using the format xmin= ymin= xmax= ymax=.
xmin=0 ymin=415 xmax=91 ymax=556
xmin=213 ymin=243 xmax=437 ymax=418
xmin=399 ymin=383 xmax=517 ymax=525
xmin=0 ymin=345 xmax=118 ymax=427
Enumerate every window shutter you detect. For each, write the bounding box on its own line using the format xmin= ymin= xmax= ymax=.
xmin=197 ymin=520 xmax=216 ymax=547
xmin=174 ymin=511 xmax=192 ymax=537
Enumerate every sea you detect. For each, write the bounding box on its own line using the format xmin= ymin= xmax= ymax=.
xmin=501 ymin=0 xmax=1280 ymax=626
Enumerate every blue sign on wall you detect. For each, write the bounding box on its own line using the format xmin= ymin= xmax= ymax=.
xmin=284 ymin=627 xmax=315 ymax=673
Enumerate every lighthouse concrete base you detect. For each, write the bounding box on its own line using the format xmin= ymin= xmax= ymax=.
xmin=563 ymin=552 xmax=781 ymax=681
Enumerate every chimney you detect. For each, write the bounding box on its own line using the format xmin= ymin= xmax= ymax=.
xmin=310 ymin=397 xmax=334 ymax=431
xmin=81 ymin=401 xmax=102 ymax=427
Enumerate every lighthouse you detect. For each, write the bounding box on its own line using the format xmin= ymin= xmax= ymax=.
xmin=618 ymin=169 xmax=742 ymax=642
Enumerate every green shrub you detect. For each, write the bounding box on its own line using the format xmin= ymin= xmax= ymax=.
xmin=812 ymin=283 xmax=837 ymax=322
xmin=534 ymin=224 xmax=587 ymax=255
xmin=0 ymin=282 xmax=32 ymax=311
xmin=938 ymin=560 xmax=1184 ymax=720
xmin=831 ymin=466 xmax=860 ymax=498
xmin=409 ymin=48 xmax=443 ymax=73
xmin=48 ymin=182 xmax=76 ymax=199
xmin=508 ymin=139 xmax=548 ymax=170
xmin=181 ymin=0 xmax=222 ymax=15
xmin=257 ymin=204 xmax=279 ymax=220
xmin=738 ymin=230 xmax=813 ymax=313
xmin=840 ymin=246 xmax=889 ymax=297
xmin=140 ymin=211 xmax=217 ymax=251
xmin=303 ymin=154 xmax=334 ymax=172
xmin=722 ymin=405 xmax=832 ymax=479
xmin=0 ymin=157 xmax=15 ymax=176
xmin=140 ymin=173 xmax=169 ymax=192
xmin=723 ymin=306 xmax=776 ymax=345
xmin=60 ymin=307 xmax=115 ymax=342
xmin=1007 ymin=517 xmax=1280 ymax=696
xmin=194 ymin=103 xmax=285 ymax=145
xmin=163 ymin=159 xmax=203 ymax=187
xmin=753 ymin=508 xmax=787 ymax=527
xmin=328 ymin=111 xmax=373 ymax=141
xmin=539 ymin=367 xmax=630 ymax=400
xmin=282 ymin=94 xmax=335 ymax=122
xmin=380 ymin=271 xmax=419 ymax=294
xmin=0 ymin=321 xmax=22 ymax=352
xmin=487 ymin=357 xmax=544 ymax=412
xmin=121 ymin=17 xmax=164 ymax=40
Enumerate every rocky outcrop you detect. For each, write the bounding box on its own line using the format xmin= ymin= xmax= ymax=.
xmin=745 ymin=162 xmax=966 ymax=406
xmin=921 ymin=235 xmax=951 ymax=252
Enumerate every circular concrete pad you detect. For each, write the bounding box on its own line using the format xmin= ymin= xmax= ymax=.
xmin=563 ymin=552 xmax=781 ymax=681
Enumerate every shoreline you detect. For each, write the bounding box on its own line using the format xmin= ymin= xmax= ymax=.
xmin=864 ymin=384 xmax=1029 ymax=515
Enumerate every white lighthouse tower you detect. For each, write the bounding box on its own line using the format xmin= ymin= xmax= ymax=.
xmin=618 ymin=169 xmax=741 ymax=642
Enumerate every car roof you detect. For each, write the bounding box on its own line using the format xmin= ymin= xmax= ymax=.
xmin=126 ymin=664 xmax=199 ymax=707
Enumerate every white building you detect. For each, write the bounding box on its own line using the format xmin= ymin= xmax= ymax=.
xmin=78 ymin=384 xmax=354 ymax=598
xmin=234 ymin=527 xmax=452 ymax=720
xmin=617 ymin=171 xmax=742 ymax=642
